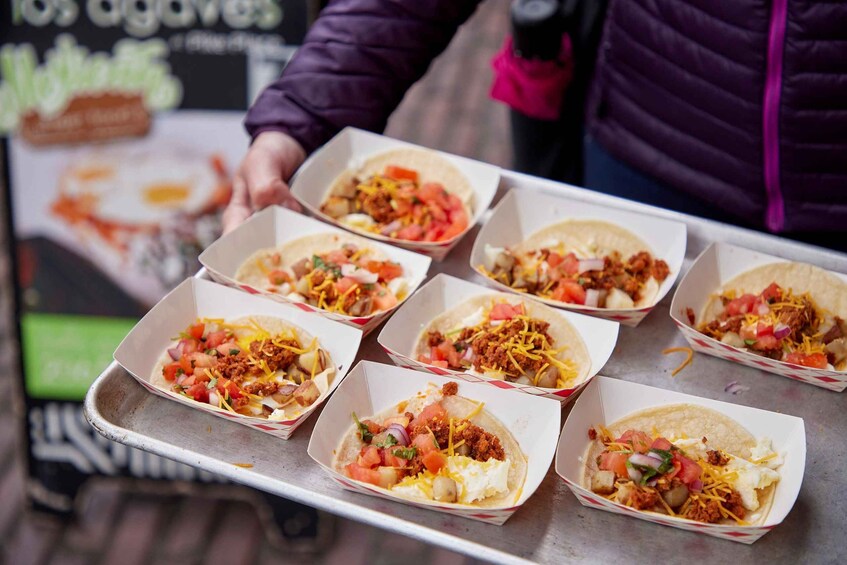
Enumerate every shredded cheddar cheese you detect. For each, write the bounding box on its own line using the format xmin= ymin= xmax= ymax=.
xmin=662 ymin=347 xmax=694 ymax=376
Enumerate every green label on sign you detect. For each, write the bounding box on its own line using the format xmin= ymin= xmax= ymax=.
xmin=22 ymin=313 xmax=137 ymax=400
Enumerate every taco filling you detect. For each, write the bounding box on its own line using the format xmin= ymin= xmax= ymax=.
xmin=157 ymin=317 xmax=333 ymax=420
xmin=418 ymin=300 xmax=581 ymax=389
xmin=241 ymin=242 xmax=409 ymax=317
xmin=321 ymin=164 xmax=469 ymax=243
xmin=587 ymin=426 xmax=782 ymax=525
xmin=697 ymin=282 xmax=847 ymax=370
xmin=340 ymin=382 xmax=524 ymax=506
xmin=481 ymin=245 xmax=670 ymax=309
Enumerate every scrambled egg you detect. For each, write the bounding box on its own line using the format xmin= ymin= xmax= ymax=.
xmin=391 ymin=456 xmax=510 ymax=504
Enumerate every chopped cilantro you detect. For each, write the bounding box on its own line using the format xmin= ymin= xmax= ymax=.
xmin=374 ymin=434 xmax=398 ymax=448
xmin=229 ymin=348 xmax=240 ymax=356
xmin=176 ymin=368 xmax=185 ymax=377
xmin=453 ymin=342 xmax=464 ymax=352
xmin=205 ymin=348 xmax=217 ymax=355
xmin=578 ymin=278 xmax=585 ymax=286
xmin=392 ymin=446 xmax=417 ymax=460
xmin=412 ymin=196 xmax=422 ymax=205
xmin=352 ymin=412 xmax=373 ymax=442
xmin=363 ymin=283 xmax=375 ymax=291
xmin=206 ymin=378 xmax=218 ymax=390
xmin=744 ymin=339 xmax=757 ymax=346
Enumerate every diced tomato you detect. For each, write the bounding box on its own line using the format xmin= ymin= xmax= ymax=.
xmin=267 ymin=269 xmax=290 ymax=286
xmin=666 ymin=459 xmax=682 ymax=480
xmin=216 ymin=342 xmax=240 ymax=356
xmin=739 ymin=324 xmax=757 ymax=341
xmin=179 ymin=338 xmax=199 ymax=356
xmin=384 ymin=165 xmax=419 ymax=182
xmin=357 ymin=445 xmax=381 ymax=468
xmin=446 ymin=193 xmax=464 ymax=212
xmin=752 ymin=334 xmax=779 ymax=351
xmin=726 ymin=294 xmax=757 ymax=316
xmin=185 ymin=383 xmax=209 ymax=403
xmin=756 ymin=322 xmax=774 ymax=337
xmin=599 ymin=451 xmax=630 ymax=478
xmin=560 ymin=253 xmax=580 ymax=276
xmin=423 ymin=225 xmax=444 ymax=242
xmin=547 ymin=252 xmax=564 ymax=268
xmin=785 ymin=352 xmax=828 ymax=369
xmin=179 ymin=355 xmax=194 ymax=376
xmin=411 ymin=402 xmax=448 ymax=429
xmin=397 ymin=224 xmax=424 ymax=241
xmin=345 ymin=463 xmax=381 ymax=486
xmin=383 ymin=446 xmax=411 ymax=468
xmin=436 ymin=340 xmax=461 ymax=367
xmin=616 ymin=430 xmax=652 ymax=453
xmin=335 ymin=277 xmax=358 ymax=295
xmin=205 ymin=330 xmax=228 ymax=348
xmin=393 ymin=197 xmax=413 ymax=217
xmin=373 ymin=289 xmax=398 ymax=311
xmin=490 ymin=302 xmax=522 ymax=321
xmin=326 ymin=249 xmax=349 ymax=265
xmin=760 ymin=282 xmax=783 ymax=303
xmin=417 ymin=183 xmax=449 ymax=208
xmin=552 ymin=280 xmax=586 ymax=305
xmin=422 ymin=450 xmax=447 ymax=474
xmin=650 ymin=437 xmax=673 ymax=451
xmin=428 ymin=202 xmax=448 ymax=222
xmin=163 ymin=362 xmax=181 ymax=382
xmin=378 ymin=262 xmax=403 ymax=282
xmin=440 ymin=209 xmax=468 ymax=241
xmin=361 ymin=420 xmax=383 ymax=435
xmin=673 ymin=453 xmax=702 ymax=485
xmin=216 ymin=378 xmax=241 ymax=399
xmin=412 ymin=431 xmax=439 ymax=455
xmin=187 ymin=351 xmax=216 ymax=369
xmin=188 ymin=323 xmax=205 ymax=341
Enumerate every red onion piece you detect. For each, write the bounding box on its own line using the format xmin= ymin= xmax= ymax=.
xmin=629 ymin=453 xmax=662 ymax=469
xmin=756 ymin=302 xmax=770 ymax=316
xmin=646 ymin=479 xmax=658 ymax=487
xmin=381 ymin=220 xmax=403 ymax=236
xmin=773 ymin=323 xmax=791 ymax=340
xmin=584 ymin=289 xmax=600 ymax=308
xmin=461 ymin=347 xmax=476 ymax=363
xmin=386 ymin=423 xmax=410 ymax=446
xmin=168 ymin=347 xmax=182 ymax=361
xmin=690 ymin=479 xmax=703 ymax=492
xmin=646 ymin=451 xmax=664 ymax=463
xmin=341 ymin=263 xmax=379 ymax=284
xmin=725 ymin=382 xmax=750 ymax=395
xmin=627 ymin=466 xmax=642 ymax=483
xmin=578 ymin=258 xmax=605 ymax=273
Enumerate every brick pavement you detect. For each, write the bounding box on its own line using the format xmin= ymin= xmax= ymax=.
xmin=0 ymin=1 xmax=511 ymax=563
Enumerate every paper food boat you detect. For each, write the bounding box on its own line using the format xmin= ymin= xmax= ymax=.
xmin=378 ymin=273 xmax=618 ymax=403
xmin=199 ymin=206 xmax=431 ymax=335
xmin=114 ymin=278 xmax=362 ymax=439
xmin=670 ymin=242 xmax=847 ymax=392
xmin=555 ymin=376 xmax=805 ymax=544
xmin=289 ymin=127 xmax=500 ymax=261
xmin=307 ymin=360 xmax=561 ymax=525
xmin=470 ymin=189 xmax=687 ymax=327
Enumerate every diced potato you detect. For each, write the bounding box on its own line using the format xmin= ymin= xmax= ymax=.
xmin=721 ymin=331 xmax=745 ymax=348
xmin=535 ymin=366 xmax=558 ymax=389
xmin=332 ymin=179 xmax=358 ymax=199
xmin=606 ymin=288 xmax=635 ymax=309
xmin=591 ymin=470 xmax=616 ymax=495
xmin=433 ymin=476 xmax=458 ymax=503
xmin=321 ymin=196 xmax=353 ymax=218
xmin=377 ymin=466 xmax=400 ymax=488
xmin=294 ymin=380 xmax=320 ymax=407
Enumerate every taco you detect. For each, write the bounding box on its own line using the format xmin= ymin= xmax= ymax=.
xmin=319 ymin=147 xmax=473 ymax=243
xmin=582 ymin=404 xmax=783 ymax=526
xmin=334 ymin=382 xmax=527 ymax=507
xmin=480 ymin=219 xmax=671 ymax=309
xmin=152 ymin=316 xmax=335 ymax=420
xmin=235 ymin=233 xmax=411 ymax=317
xmin=696 ymin=262 xmax=847 ymax=370
xmin=414 ymin=295 xmax=591 ymax=389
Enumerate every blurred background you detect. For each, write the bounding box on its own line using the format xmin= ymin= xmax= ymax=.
xmin=0 ymin=0 xmax=510 ymax=563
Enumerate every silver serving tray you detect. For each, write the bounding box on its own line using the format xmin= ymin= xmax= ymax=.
xmin=85 ymin=171 xmax=847 ymax=564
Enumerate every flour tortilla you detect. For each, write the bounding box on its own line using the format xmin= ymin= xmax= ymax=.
xmin=413 ymin=294 xmax=592 ymax=388
xmin=328 ymin=147 xmax=475 ymax=217
xmin=151 ymin=315 xmax=336 ymax=420
xmin=515 ymin=219 xmax=663 ymax=307
xmin=581 ymin=404 xmax=777 ymax=525
xmin=234 ymin=232 xmax=388 ymax=294
xmin=700 ymin=261 xmax=847 ymax=324
xmin=333 ymin=390 xmax=527 ymax=508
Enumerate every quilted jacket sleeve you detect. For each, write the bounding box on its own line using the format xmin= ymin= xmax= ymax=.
xmin=245 ymin=0 xmax=482 ymax=154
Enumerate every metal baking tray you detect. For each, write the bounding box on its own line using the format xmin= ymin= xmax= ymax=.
xmin=85 ymin=171 xmax=847 ymax=564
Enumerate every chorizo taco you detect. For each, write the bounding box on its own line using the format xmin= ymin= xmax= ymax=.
xmin=480 ymin=219 xmax=671 ymax=309
xmin=582 ymin=404 xmax=783 ymax=526
xmin=235 ymin=233 xmax=412 ymax=317
xmin=334 ymin=382 xmax=527 ymax=508
xmin=696 ymin=262 xmax=847 ymax=370
xmin=414 ymin=295 xmax=591 ymax=389
xmin=319 ymin=147 xmax=474 ymax=243
xmin=152 ymin=315 xmax=335 ymax=420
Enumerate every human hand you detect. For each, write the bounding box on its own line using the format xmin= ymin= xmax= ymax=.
xmin=222 ymin=131 xmax=307 ymax=233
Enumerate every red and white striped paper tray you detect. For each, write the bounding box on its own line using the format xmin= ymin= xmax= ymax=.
xmin=469 ymin=189 xmax=687 ymax=327
xmin=199 ymin=206 xmax=431 ymax=336
xmin=307 ymin=361 xmax=561 ymax=525
xmin=555 ymin=377 xmax=805 ymax=544
xmin=377 ymin=273 xmax=618 ymax=404
xmin=114 ymin=278 xmax=362 ymax=439
xmin=289 ymin=127 xmax=500 ymax=262
xmin=670 ymin=242 xmax=847 ymax=392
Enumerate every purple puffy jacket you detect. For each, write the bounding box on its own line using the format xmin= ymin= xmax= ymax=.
xmin=246 ymin=0 xmax=847 ymax=234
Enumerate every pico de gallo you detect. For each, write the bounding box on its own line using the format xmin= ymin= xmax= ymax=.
xmin=481 ymin=244 xmax=670 ymax=309
xmin=697 ymin=282 xmax=847 ymax=370
xmin=343 ymin=382 xmax=512 ymax=505
xmin=320 ymin=165 xmax=470 ymax=243
xmin=254 ymin=243 xmax=409 ymax=317
xmin=419 ymin=300 xmax=579 ymax=389
xmin=588 ymin=426 xmax=781 ymax=525
xmin=160 ymin=318 xmax=332 ymax=419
